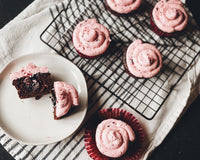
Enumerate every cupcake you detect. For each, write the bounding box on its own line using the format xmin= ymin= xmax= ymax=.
xmin=151 ymin=0 xmax=188 ymax=37
xmin=96 ymin=119 xmax=135 ymax=158
xmin=105 ymin=0 xmax=142 ymax=15
xmin=10 ymin=63 xmax=53 ymax=100
xmin=123 ymin=39 xmax=162 ymax=78
xmin=84 ymin=108 xmax=144 ymax=160
xmin=51 ymin=81 xmax=79 ymax=120
xmin=72 ymin=19 xmax=111 ymax=59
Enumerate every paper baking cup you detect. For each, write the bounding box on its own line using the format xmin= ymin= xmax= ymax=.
xmin=84 ymin=108 xmax=144 ymax=160
xmin=150 ymin=11 xmax=177 ymax=37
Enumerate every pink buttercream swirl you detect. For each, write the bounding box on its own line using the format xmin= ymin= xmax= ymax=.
xmin=126 ymin=39 xmax=162 ymax=78
xmin=95 ymin=119 xmax=135 ymax=158
xmin=106 ymin=0 xmax=142 ymax=14
xmin=152 ymin=0 xmax=188 ymax=33
xmin=73 ymin=19 xmax=110 ymax=57
xmin=54 ymin=81 xmax=79 ymax=118
xmin=10 ymin=63 xmax=48 ymax=81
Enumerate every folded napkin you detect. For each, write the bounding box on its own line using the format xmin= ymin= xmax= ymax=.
xmin=0 ymin=0 xmax=200 ymax=160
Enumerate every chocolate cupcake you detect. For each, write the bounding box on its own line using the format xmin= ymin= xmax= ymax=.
xmin=105 ymin=0 xmax=142 ymax=15
xmin=51 ymin=81 xmax=79 ymax=120
xmin=123 ymin=39 xmax=162 ymax=78
xmin=72 ymin=19 xmax=111 ymax=59
xmin=151 ymin=0 xmax=188 ymax=37
xmin=84 ymin=108 xmax=144 ymax=160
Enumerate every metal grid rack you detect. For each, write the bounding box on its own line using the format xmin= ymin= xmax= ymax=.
xmin=40 ymin=0 xmax=200 ymax=120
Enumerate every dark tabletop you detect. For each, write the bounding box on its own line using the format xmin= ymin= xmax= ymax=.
xmin=0 ymin=0 xmax=200 ymax=160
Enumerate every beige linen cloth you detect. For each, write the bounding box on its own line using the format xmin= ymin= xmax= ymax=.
xmin=0 ymin=0 xmax=200 ymax=159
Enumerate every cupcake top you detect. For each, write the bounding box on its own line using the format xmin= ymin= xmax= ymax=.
xmin=126 ymin=39 xmax=162 ymax=78
xmin=95 ymin=118 xmax=135 ymax=158
xmin=152 ymin=0 xmax=188 ymax=33
xmin=10 ymin=63 xmax=48 ymax=81
xmin=73 ymin=19 xmax=110 ymax=57
xmin=54 ymin=81 xmax=79 ymax=118
xmin=106 ymin=0 xmax=142 ymax=14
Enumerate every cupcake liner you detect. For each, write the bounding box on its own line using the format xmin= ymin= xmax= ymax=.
xmin=150 ymin=11 xmax=177 ymax=37
xmin=74 ymin=48 xmax=104 ymax=59
xmin=84 ymin=108 xmax=144 ymax=160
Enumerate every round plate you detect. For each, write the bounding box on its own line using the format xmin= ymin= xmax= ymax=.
xmin=0 ymin=53 xmax=88 ymax=145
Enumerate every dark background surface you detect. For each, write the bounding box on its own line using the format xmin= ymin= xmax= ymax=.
xmin=0 ymin=0 xmax=200 ymax=160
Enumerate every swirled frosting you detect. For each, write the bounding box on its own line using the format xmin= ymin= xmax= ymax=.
xmin=126 ymin=39 xmax=162 ymax=78
xmin=95 ymin=119 xmax=135 ymax=158
xmin=73 ymin=19 xmax=110 ymax=57
xmin=152 ymin=0 xmax=188 ymax=33
xmin=10 ymin=63 xmax=48 ymax=81
xmin=106 ymin=0 xmax=142 ymax=14
xmin=54 ymin=81 xmax=79 ymax=118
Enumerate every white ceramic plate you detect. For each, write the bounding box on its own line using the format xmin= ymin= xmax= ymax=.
xmin=0 ymin=53 xmax=88 ymax=145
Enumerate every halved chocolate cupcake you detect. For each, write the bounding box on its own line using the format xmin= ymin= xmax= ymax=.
xmin=51 ymin=81 xmax=79 ymax=120
xmin=10 ymin=63 xmax=53 ymax=99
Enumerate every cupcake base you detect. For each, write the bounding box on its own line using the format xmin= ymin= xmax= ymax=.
xmin=75 ymin=48 xmax=104 ymax=59
xmin=84 ymin=108 xmax=144 ymax=160
xmin=122 ymin=50 xmax=141 ymax=79
xmin=150 ymin=11 xmax=177 ymax=37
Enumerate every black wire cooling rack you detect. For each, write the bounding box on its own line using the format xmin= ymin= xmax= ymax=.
xmin=40 ymin=0 xmax=200 ymax=120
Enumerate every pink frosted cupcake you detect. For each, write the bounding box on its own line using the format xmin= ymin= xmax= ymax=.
xmin=105 ymin=0 xmax=142 ymax=15
xmin=73 ymin=19 xmax=111 ymax=59
xmin=84 ymin=108 xmax=144 ymax=160
xmin=51 ymin=81 xmax=79 ymax=120
xmin=151 ymin=0 xmax=188 ymax=37
xmin=10 ymin=63 xmax=53 ymax=99
xmin=123 ymin=39 xmax=162 ymax=78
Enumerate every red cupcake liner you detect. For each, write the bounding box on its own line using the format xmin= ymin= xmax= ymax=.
xmin=150 ymin=11 xmax=177 ymax=37
xmin=75 ymin=48 xmax=105 ymax=59
xmin=84 ymin=108 xmax=144 ymax=160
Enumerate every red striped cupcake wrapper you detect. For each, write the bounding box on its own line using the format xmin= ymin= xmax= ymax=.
xmin=84 ymin=108 xmax=144 ymax=160
xmin=150 ymin=11 xmax=177 ymax=37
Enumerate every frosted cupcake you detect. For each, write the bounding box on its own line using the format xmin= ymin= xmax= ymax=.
xmin=123 ymin=39 xmax=162 ymax=78
xmin=51 ymin=81 xmax=79 ymax=120
xmin=73 ymin=19 xmax=111 ymax=59
xmin=96 ymin=119 xmax=135 ymax=158
xmin=105 ymin=0 xmax=142 ymax=15
xmin=151 ymin=0 xmax=188 ymax=37
xmin=84 ymin=108 xmax=144 ymax=160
